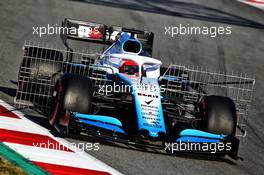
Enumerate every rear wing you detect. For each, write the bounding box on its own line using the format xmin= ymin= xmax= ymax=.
xmin=60 ymin=18 xmax=154 ymax=55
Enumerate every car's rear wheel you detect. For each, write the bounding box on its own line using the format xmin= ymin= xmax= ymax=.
xmin=199 ymin=95 xmax=237 ymax=135
xmin=49 ymin=73 xmax=93 ymax=136
xmin=17 ymin=47 xmax=63 ymax=107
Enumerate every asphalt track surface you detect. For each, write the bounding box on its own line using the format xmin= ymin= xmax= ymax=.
xmin=0 ymin=0 xmax=264 ymax=175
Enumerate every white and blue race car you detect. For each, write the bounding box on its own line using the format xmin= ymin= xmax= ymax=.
xmin=16 ymin=19 xmax=255 ymax=160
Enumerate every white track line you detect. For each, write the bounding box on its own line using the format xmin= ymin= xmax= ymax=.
xmin=5 ymin=143 xmax=108 ymax=171
xmin=237 ymin=0 xmax=264 ymax=10
xmin=0 ymin=116 xmax=48 ymax=135
xmin=0 ymin=99 xmax=122 ymax=175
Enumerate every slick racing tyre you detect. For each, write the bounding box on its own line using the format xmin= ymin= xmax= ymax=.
xmin=49 ymin=73 xmax=93 ymax=136
xmin=199 ymin=95 xmax=237 ymax=135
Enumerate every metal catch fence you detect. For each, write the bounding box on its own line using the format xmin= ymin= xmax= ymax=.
xmin=161 ymin=64 xmax=255 ymax=137
xmin=15 ymin=41 xmax=111 ymax=114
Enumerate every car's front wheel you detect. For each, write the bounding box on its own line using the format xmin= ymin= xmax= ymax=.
xmin=49 ymin=73 xmax=93 ymax=136
xmin=199 ymin=95 xmax=237 ymax=136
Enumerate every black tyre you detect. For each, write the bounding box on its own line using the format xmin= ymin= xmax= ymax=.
xmin=49 ymin=74 xmax=93 ymax=136
xmin=17 ymin=47 xmax=63 ymax=108
xmin=199 ymin=96 xmax=237 ymax=135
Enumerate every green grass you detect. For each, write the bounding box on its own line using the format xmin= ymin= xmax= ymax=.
xmin=0 ymin=156 xmax=28 ymax=175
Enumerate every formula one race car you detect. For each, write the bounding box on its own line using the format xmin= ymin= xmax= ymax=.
xmin=15 ymin=19 xmax=255 ymax=159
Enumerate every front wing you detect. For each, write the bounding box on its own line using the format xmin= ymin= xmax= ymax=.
xmin=69 ymin=112 xmax=240 ymax=160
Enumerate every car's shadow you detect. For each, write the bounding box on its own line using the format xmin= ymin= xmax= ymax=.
xmin=0 ymin=86 xmax=17 ymax=98
xmin=70 ymin=0 xmax=264 ymax=29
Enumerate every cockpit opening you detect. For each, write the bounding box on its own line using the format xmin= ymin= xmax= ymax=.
xmin=119 ymin=59 xmax=139 ymax=76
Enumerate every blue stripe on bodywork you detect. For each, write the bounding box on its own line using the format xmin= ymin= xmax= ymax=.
xmin=74 ymin=113 xmax=123 ymax=127
xmin=176 ymin=136 xmax=220 ymax=143
xmin=179 ymin=129 xmax=225 ymax=139
xmin=78 ymin=119 xmax=126 ymax=134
